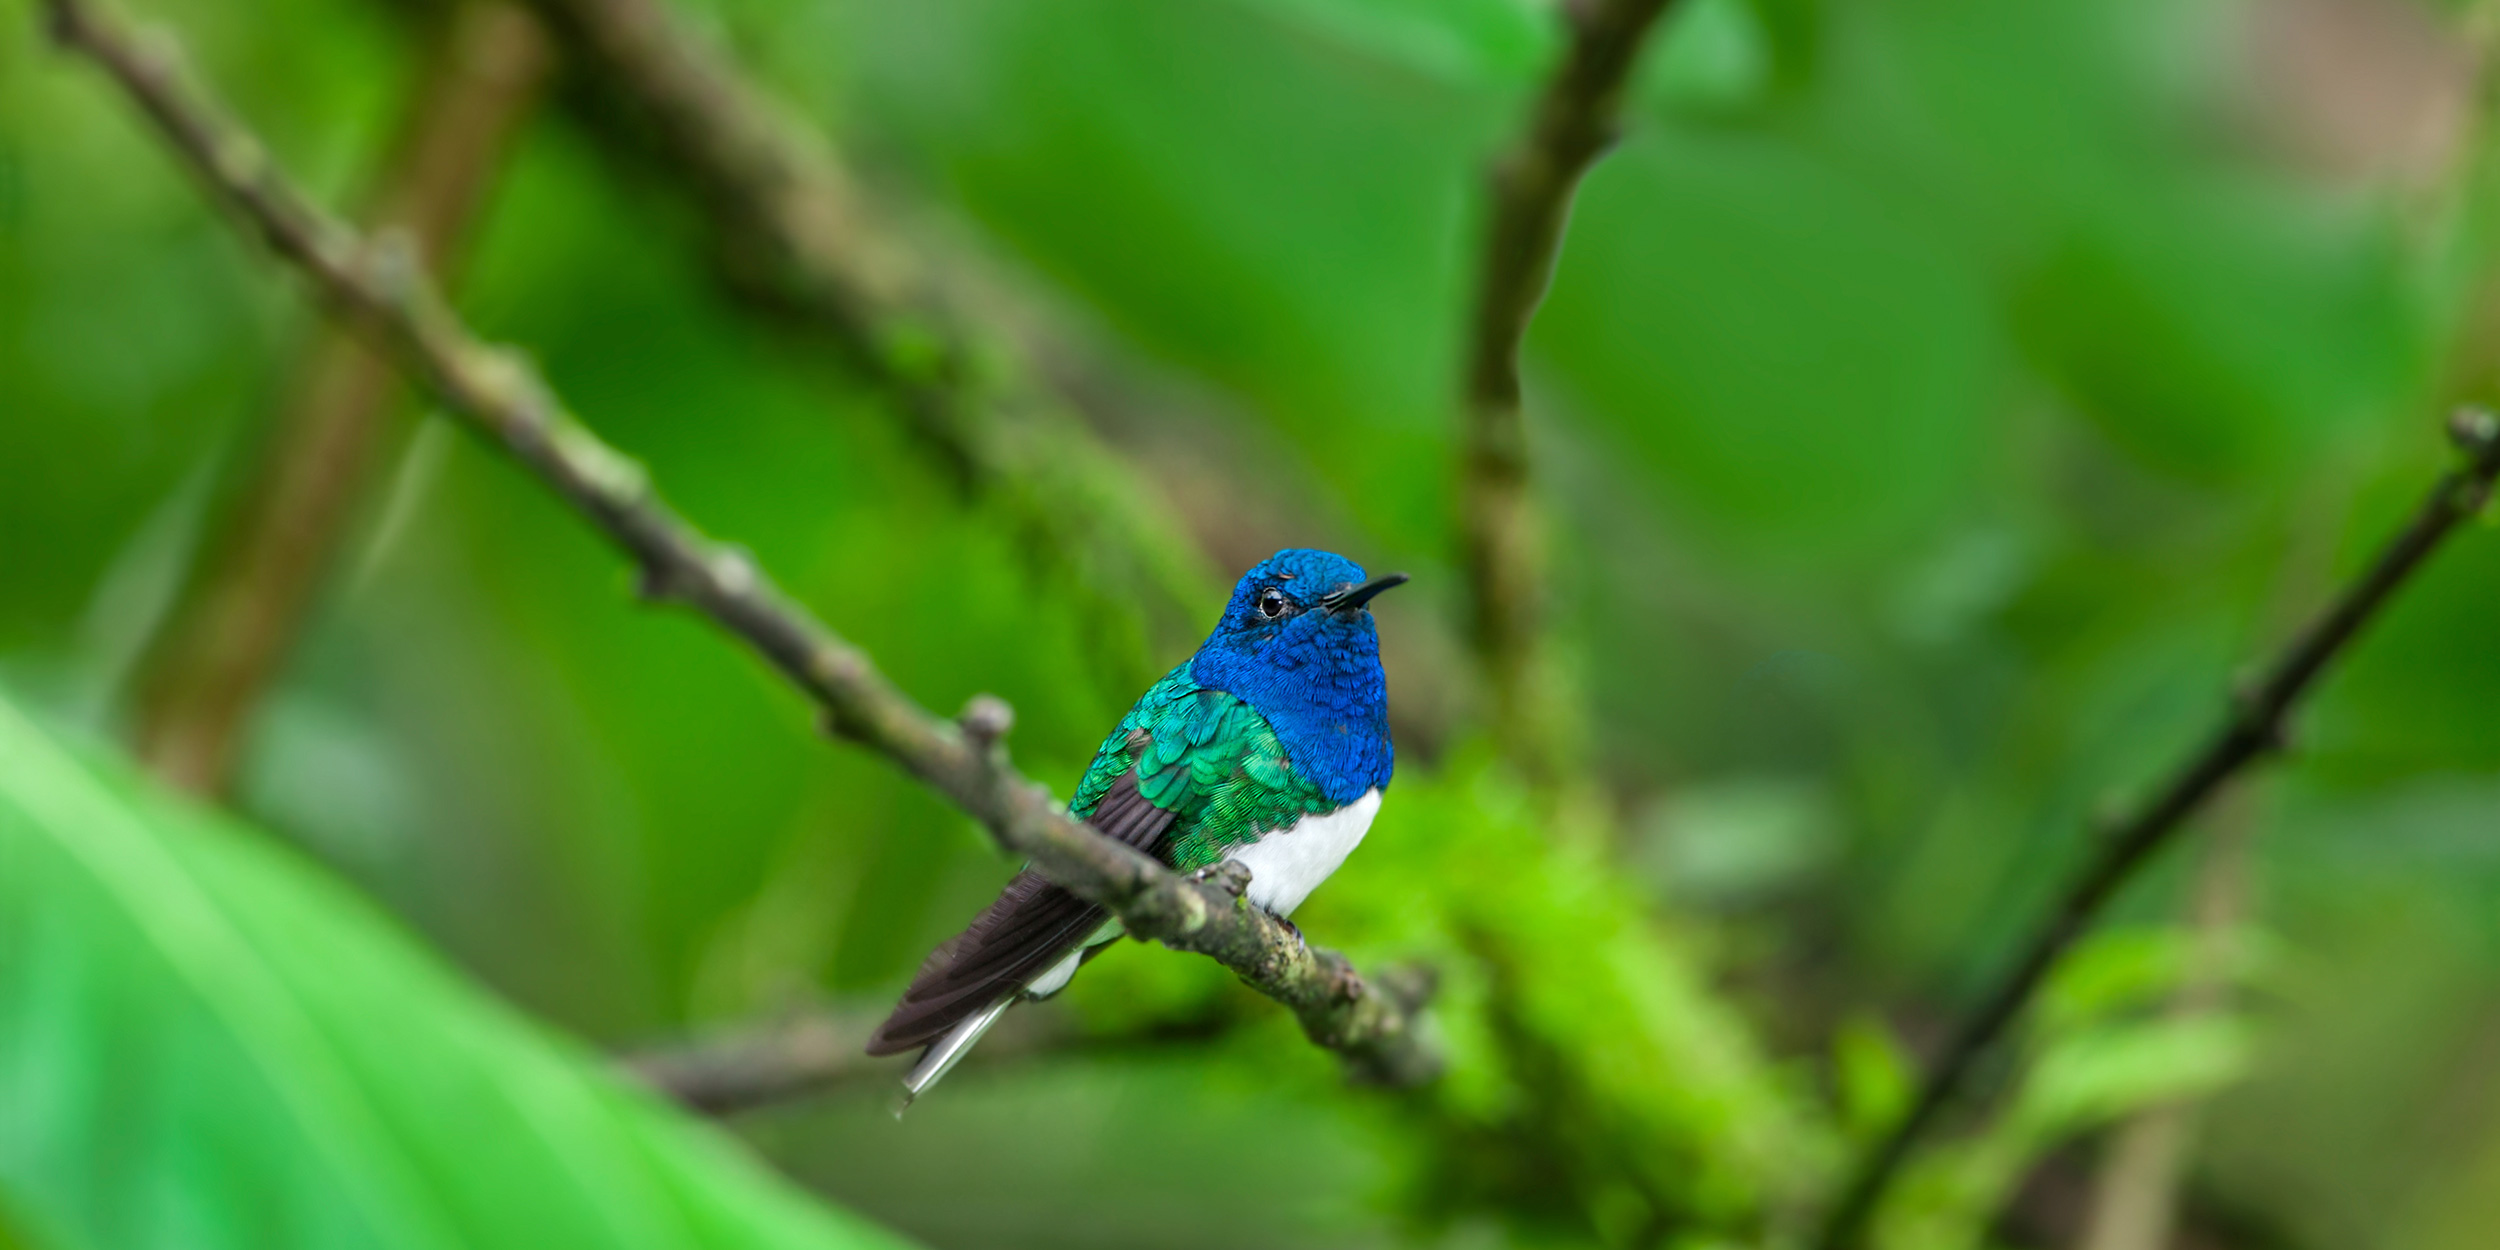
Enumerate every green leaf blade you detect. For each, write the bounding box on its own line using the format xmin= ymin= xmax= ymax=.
xmin=0 ymin=695 xmax=912 ymax=1250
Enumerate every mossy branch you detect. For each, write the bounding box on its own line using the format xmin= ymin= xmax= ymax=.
xmin=41 ymin=0 xmax=1437 ymax=1088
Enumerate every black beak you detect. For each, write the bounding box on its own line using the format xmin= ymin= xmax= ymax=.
xmin=1323 ymin=572 xmax=1409 ymax=614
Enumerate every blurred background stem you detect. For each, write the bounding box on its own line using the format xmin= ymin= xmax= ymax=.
xmin=129 ymin=0 xmax=549 ymax=795
xmin=1459 ymin=0 xmax=1674 ymax=785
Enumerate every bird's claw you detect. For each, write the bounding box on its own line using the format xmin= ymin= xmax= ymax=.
xmin=1190 ymin=860 xmax=1255 ymax=900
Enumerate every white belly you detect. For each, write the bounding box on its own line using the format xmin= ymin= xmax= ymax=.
xmin=1223 ymin=788 xmax=1382 ymax=918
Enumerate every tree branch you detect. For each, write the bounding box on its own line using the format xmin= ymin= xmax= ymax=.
xmin=133 ymin=0 xmax=548 ymax=795
xmin=622 ymin=1000 xmax=1239 ymax=1115
xmin=1814 ymin=408 xmax=2500 ymax=1249
xmin=515 ymin=0 xmax=1220 ymax=664
xmin=623 ymin=1006 xmax=1036 ymax=1115
xmin=42 ymin=0 xmax=1438 ymax=1087
xmin=1460 ymin=0 xmax=1675 ymax=775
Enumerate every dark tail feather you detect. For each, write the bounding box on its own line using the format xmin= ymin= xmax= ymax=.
xmin=868 ymin=767 xmax=1176 ymax=1058
xmin=863 ymin=870 xmax=1105 ymax=1055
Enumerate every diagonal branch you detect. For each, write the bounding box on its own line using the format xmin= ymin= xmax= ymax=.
xmin=1460 ymin=0 xmax=1677 ymax=776
xmin=1814 ymin=409 xmax=2500 ymax=1249
xmin=42 ymin=0 xmax=1437 ymax=1088
xmin=515 ymin=0 xmax=1219 ymax=665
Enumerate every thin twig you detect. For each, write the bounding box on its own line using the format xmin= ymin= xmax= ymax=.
xmin=134 ymin=0 xmax=548 ymax=795
xmin=1815 ymin=409 xmax=2500 ymax=1249
xmin=517 ymin=0 xmax=1220 ymax=664
xmin=1460 ymin=0 xmax=1675 ymax=776
xmin=42 ymin=0 xmax=1438 ymax=1087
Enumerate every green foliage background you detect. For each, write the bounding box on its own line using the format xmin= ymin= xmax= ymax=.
xmin=8 ymin=0 xmax=2500 ymax=1246
xmin=0 ymin=697 xmax=911 ymax=1250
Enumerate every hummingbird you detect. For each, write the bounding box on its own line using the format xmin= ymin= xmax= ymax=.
xmin=866 ymin=548 xmax=1406 ymax=1105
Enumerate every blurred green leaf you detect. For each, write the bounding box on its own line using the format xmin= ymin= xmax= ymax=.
xmin=0 ymin=694 xmax=914 ymax=1250
xmin=1536 ymin=126 xmax=2002 ymax=564
xmin=1876 ymin=919 xmax=2263 ymax=1249
xmin=1636 ymin=0 xmax=1773 ymax=114
xmin=1221 ymin=0 xmax=1554 ymax=86
xmin=2037 ymin=927 xmax=2197 ymax=1031
xmin=2013 ymin=1013 xmax=2253 ymax=1137
xmin=1632 ymin=774 xmax=1841 ymax=905
xmin=1832 ymin=1015 xmax=1913 ymax=1145
xmin=0 ymin=1197 xmax=29 ymax=1250
xmin=1877 ymin=1007 xmax=2256 ymax=1250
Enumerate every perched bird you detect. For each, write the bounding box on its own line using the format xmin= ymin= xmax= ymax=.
xmin=866 ymin=548 xmax=1405 ymax=1105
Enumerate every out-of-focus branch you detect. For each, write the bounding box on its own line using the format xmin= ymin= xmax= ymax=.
xmin=133 ymin=0 xmax=548 ymax=795
xmin=516 ymin=0 xmax=1219 ymax=664
xmin=623 ymin=1006 xmax=1034 ymax=1115
xmin=1460 ymin=0 xmax=1675 ymax=777
xmin=1815 ymin=409 xmax=2500 ymax=1250
xmin=43 ymin=0 xmax=1437 ymax=1086
xmin=623 ymin=1001 xmax=1236 ymax=1115
xmin=625 ymin=1009 xmax=903 ymax=1115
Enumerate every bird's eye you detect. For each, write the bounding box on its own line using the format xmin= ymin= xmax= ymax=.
xmin=1257 ymin=588 xmax=1290 ymax=619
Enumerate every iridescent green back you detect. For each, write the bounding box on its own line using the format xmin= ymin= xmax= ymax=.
xmin=1069 ymin=665 xmax=1335 ymax=870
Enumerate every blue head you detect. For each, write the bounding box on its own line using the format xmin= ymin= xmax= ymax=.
xmin=1189 ymin=549 xmax=1406 ymax=805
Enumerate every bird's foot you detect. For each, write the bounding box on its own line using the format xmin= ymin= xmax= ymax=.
xmin=1191 ymin=860 xmax=1254 ymax=900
